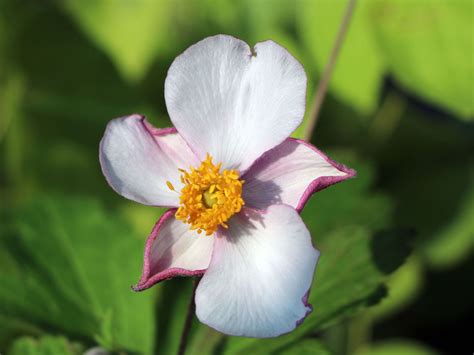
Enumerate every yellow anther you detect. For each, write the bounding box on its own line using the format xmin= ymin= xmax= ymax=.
xmin=171 ymin=154 xmax=245 ymax=236
xmin=166 ymin=181 xmax=175 ymax=191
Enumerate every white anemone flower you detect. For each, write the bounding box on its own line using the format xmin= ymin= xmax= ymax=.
xmin=99 ymin=35 xmax=355 ymax=337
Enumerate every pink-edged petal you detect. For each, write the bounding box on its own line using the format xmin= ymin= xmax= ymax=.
xmin=143 ymin=124 xmax=200 ymax=171
xmin=99 ymin=114 xmax=199 ymax=207
xmin=195 ymin=205 xmax=319 ymax=337
xmin=133 ymin=209 xmax=214 ymax=291
xmin=242 ymin=138 xmax=356 ymax=212
xmin=165 ymin=34 xmax=307 ymax=172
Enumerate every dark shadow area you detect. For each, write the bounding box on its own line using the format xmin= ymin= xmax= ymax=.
xmin=370 ymin=228 xmax=415 ymax=275
xmin=374 ymin=256 xmax=474 ymax=354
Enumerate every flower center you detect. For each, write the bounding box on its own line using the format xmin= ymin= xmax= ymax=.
xmin=167 ymin=154 xmax=245 ymax=236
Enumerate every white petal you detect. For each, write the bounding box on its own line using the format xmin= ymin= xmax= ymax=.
xmin=165 ymin=35 xmax=307 ymax=172
xmin=243 ymin=138 xmax=355 ymax=211
xmin=99 ymin=115 xmax=198 ymax=207
xmin=195 ymin=205 xmax=319 ymax=337
xmin=134 ymin=210 xmax=214 ymax=291
xmin=144 ymin=124 xmax=199 ymax=171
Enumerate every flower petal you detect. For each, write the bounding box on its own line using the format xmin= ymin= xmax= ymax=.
xmin=99 ymin=114 xmax=199 ymax=207
xmin=133 ymin=209 xmax=214 ymax=291
xmin=143 ymin=124 xmax=199 ymax=171
xmin=242 ymin=138 xmax=356 ymax=211
xmin=165 ymin=35 xmax=307 ymax=172
xmin=195 ymin=205 xmax=319 ymax=337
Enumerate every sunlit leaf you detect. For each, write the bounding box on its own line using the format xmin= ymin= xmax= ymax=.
xmin=298 ymin=0 xmax=384 ymax=115
xmin=244 ymin=0 xmax=298 ymax=41
xmin=199 ymin=0 xmax=241 ymax=32
xmin=370 ymin=0 xmax=474 ymax=119
xmin=61 ymin=0 xmax=174 ymax=83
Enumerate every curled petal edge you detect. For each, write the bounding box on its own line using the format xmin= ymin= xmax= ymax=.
xmin=291 ymin=139 xmax=357 ymax=212
xmin=142 ymin=120 xmax=177 ymax=136
xmin=133 ymin=209 xmax=207 ymax=292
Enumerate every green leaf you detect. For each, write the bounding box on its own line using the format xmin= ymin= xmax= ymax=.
xmin=275 ymin=339 xmax=330 ymax=355
xmin=370 ymin=0 xmax=474 ymax=119
xmin=298 ymin=0 xmax=384 ymax=115
xmin=368 ymin=256 xmax=423 ymax=320
xmin=0 ymin=314 xmax=43 ymax=351
xmin=0 ymin=73 xmax=26 ymax=191
xmin=61 ymin=0 xmax=174 ymax=83
xmin=199 ymin=0 xmax=242 ymax=33
xmin=356 ymin=339 xmax=440 ymax=355
xmin=7 ymin=335 xmax=84 ymax=355
xmin=0 ymin=197 xmax=155 ymax=354
xmin=244 ymin=0 xmax=298 ymax=42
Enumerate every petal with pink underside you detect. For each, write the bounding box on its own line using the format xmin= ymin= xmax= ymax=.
xmin=195 ymin=205 xmax=319 ymax=337
xmin=134 ymin=210 xmax=214 ymax=291
xmin=144 ymin=124 xmax=200 ymax=171
xmin=165 ymin=35 xmax=307 ymax=172
xmin=99 ymin=115 xmax=199 ymax=207
xmin=242 ymin=138 xmax=356 ymax=211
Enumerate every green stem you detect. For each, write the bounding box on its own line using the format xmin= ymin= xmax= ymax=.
xmin=177 ymin=277 xmax=201 ymax=355
xmin=303 ymin=0 xmax=357 ymax=141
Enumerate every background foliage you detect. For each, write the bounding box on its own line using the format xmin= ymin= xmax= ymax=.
xmin=1 ymin=0 xmax=472 ymax=354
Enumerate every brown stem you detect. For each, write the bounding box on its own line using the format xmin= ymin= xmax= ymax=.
xmin=303 ymin=0 xmax=357 ymax=141
xmin=177 ymin=277 xmax=201 ymax=355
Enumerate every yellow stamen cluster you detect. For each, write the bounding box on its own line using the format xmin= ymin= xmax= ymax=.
xmin=167 ymin=154 xmax=245 ymax=236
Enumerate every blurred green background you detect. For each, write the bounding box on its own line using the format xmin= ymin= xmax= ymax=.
xmin=0 ymin=0 xmax=473 ymax=354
